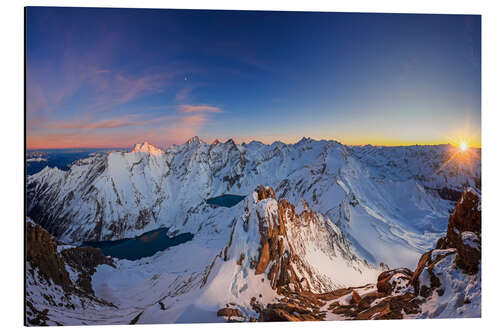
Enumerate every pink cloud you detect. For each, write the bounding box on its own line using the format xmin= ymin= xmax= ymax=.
xmin=28 ymin=114 xmax=171 ymax=131
xmin=87 ymin=71 xmax=177 ymax=113
xmin=56 ymin=117 xmax=153 ymax=130
xmin=27 ymin=53 xmax=182 ymax=119
xmin=26 ymin=113 xmax=211 ymax=149
xmin=177 ymin=104 xmax=222 ymax=113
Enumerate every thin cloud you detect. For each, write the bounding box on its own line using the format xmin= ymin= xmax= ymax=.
xmin=29 ymin=113 xmax=178 ymax=132
xmin=58 ymin=117 xmax=149 ymax=130
xmin=178 ymin=104 xmax=222 ymax=113
xmin=88 ymin=71 xmax=177 ymax=113
xmin=26 ymin=113 xmax=210 ymax=149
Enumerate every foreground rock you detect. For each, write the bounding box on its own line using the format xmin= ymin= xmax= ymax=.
xmin=217 ymin=307 xmax=244 ymax=321
xmin=376 ymin=268 xmax=413 ymax=295
xmin=251 ymin=189 xmax=481 ymax=321
xmin=26 ymin=222 xmax=73 ymax=292
xmin=25 ymin=220 xmax=116 ymax=326
xmin=61 ymin=247 xmax=115 ymax=296
xmin=436 ymin=189 xmax=481 ymax=273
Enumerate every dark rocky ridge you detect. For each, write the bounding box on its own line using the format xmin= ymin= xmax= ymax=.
xmin=436 ymin=189 xmax=481 ymax=273
xmin=26 ymin=222 xmax=73 ymax=292
xmin=25 ymin=221 xmax=116 ymax=326
xmin=237 ymin=189 xmax=482 ymax=322
xmin=242 ymin=185 xmax=364 ymax=294
xmin=61 ymin=247 xmax=115 ymax=295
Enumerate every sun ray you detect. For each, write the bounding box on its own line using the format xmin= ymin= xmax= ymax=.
xmin=436 ymin=141 xmax=479 ymax=175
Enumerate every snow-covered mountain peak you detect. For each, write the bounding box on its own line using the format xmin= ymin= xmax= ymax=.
xmin=297 ymin=137 xmax=312 ymax=145
xmin=186 ymin=136 xmax=204 ymax=145
xmin=130 ymin=141 xmax=163 ymax=155
xmin=241 ymin=140 xmax=265 ymax=150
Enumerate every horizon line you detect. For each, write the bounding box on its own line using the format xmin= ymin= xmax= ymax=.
xmin=26 ymin=136 xmax=482 ymax=150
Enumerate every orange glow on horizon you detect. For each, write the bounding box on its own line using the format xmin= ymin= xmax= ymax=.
xmin=26 ymin=134 xmax=482 ymax=150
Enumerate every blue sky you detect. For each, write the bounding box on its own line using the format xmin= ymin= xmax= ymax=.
xmin=26 ymin=7 xmax=481 ymax=148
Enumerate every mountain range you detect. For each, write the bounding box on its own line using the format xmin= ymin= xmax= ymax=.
xmin=25 ymin=137 xmax=481 ymax=325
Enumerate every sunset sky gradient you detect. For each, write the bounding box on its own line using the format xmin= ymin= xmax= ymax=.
xmin=26 ymin=8 xmax=481 ymax=149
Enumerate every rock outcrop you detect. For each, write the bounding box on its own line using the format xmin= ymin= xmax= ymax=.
xmin=376 ymin=268 xmax=413 ymax=295
xmin=409 ymin=189 xmax=481 ymax=299
xmin=26 ymin=222 xmax=73 ymax=292
xmin=25 ymin=221 xmax=116 ymax=326
xmin=255 ymin=188 xmax=481 ymax=321
xmin=435 ymin=189 xmax=481 ymax=273
xmin=354 ymin=189 xmax=481 ymax=319
xmin=255 ymin=185 xmax=277 ymax=201
xmin=213 ymin=185 xmax=381 ymax=322
xmin=61 ymin=247 xmax=115 ymax=296
xmin=254 ymin=190 xmax=308 ymax=292
xmin=223 ymin=185 xmax=378 ymax=295
xmin=216 ymin=307 xmax=244 ymax=321
xmin=411 ymin=249 xmax=456 ymax=298
xmin=256 ymin=284 xmax=421 ymax=321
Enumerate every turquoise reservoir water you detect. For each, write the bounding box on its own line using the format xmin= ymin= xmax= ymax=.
xmin=81 ymin=227 xmax=193 ymax=260
xmin=82 ymin=194 xmax=245 ymax=260
xmin=206 ymin=194 xmax=245 ymax=207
